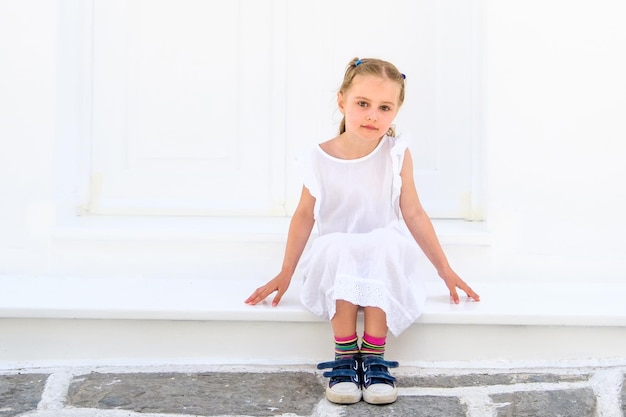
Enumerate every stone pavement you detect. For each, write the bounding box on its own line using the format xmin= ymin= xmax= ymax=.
xmin=1 ymin=363 xmax=625 ymax=417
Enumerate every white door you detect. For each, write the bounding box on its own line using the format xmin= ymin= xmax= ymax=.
xmin=88 ymin=0 xmax=482 ymax=219
xmin=89 ymin=0 xmax=286 ymax=216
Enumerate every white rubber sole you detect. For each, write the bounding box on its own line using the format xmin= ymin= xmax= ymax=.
xmin=325 ymin=382 xmax=362 ymax=404
xmin=362 ymin=384 xmax=398 ymax=405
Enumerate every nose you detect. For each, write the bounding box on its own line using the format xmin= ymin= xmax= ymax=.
xmin=366 ymin=109 xmax=378 ymax=121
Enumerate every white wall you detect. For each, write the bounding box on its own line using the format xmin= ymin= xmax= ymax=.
xmin=486 ymin=1 xmax=626 ymax=281
xmin=0 ymin=1 xmax=58 ymax=274
xmin=1 ymin=1 xmax=625 ymax=283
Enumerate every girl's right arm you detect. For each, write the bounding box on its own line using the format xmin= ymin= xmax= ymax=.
xmin=244 ymin=186 xmax=316 ymax=307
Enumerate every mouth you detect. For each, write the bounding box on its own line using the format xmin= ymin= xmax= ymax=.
xmin=362 ymin=125 xmax=378 ymax=131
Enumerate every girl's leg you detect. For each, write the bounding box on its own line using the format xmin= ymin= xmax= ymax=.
xmin=363 ymin=307 xmax=388 ymax=338
xmin=362 ymin=307 xmax=388 ymax=356
xmin=361 ymin=306 xmax=398 ymax=405
xmin=331 ymin=300 xmax=359 ymax=337
xmin=318 ymin=300 xmax=362 ymax=405
xmin=331 ymin=300 xmax=360 ymax=359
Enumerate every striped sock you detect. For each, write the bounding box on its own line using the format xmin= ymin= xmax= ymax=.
xmin=334 ymin=333 xmax=359 ymax=359
xmin=360 ymin=333 xmax=386 ymax=357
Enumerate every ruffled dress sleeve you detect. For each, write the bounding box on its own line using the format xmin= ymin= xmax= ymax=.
xmin=389 ymin=134 xmax=410 ymax=211
xmin=296 ymin=146 xmax=321 ymax=221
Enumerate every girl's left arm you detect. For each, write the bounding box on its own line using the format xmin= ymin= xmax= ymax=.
xmin=399 ymin=149 xmax=480 ymax=304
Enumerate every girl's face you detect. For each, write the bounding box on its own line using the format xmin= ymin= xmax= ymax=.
xmin=338 ymin=74 xmax=401 ymax=141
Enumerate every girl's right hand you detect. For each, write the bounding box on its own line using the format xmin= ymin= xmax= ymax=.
xmin=244 ymin=273 xmax=291 ymax=307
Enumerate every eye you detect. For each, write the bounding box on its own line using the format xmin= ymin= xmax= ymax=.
xmin=380 ymin=105 xmax=391 ymax=111
xmin=357 ymin=101 xmax=368 ymax=107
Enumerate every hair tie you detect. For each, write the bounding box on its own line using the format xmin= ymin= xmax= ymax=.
xmin=401 ymin=73 xmax=406 ymax=80
xmin=354 ymin=59 xmax=363 ymax=67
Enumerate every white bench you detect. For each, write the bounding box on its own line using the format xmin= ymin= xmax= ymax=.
xmin=1 ymin=274 xmax=625 ymax=369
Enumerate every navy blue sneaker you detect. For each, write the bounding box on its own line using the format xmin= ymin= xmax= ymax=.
xmin=361 ymin=356 xmax=399 ymax=404
xmin=317 ymin=357 xmax=362 ymax=404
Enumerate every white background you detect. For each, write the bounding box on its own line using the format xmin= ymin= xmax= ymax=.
xmin=1 ymin=0 xmax=625 ymax=283
xmin=87 ymin=0 xmax=480 ymax=219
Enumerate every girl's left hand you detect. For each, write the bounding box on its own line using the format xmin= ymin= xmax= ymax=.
xmin=440 ymin=269 xmax=480 ymax=304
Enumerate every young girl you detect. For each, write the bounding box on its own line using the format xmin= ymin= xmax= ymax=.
xmin=245 ymin=57 xmax=480 ymax=405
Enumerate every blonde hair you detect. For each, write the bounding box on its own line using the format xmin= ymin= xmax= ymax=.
xmin=338 ymin=57 xmax=406 ymax=137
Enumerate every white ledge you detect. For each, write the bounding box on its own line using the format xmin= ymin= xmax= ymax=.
xmin=1 ymin=275 xmax=624 ymax=327
xmin=51 ymin=216 xmax=490 ymax=245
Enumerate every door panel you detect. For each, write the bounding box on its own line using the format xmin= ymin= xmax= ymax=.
xmin=90 ymin=0 xmax=284 ymax=215
xmin=88 ymin=0 xmax=479 ymax=219
xmin=284 ymin=0 xmax=475 ymax=218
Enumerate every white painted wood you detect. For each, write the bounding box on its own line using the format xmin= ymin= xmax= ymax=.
xmin=43 ymin=217 xmax=491 ymax=280
xmin=284 ymin=1 xmax=480 ymax=218
xmin=86 ymin=0 xmax=482 ymax=218
xmin=90 ymin=0 xmax=285 ymax=216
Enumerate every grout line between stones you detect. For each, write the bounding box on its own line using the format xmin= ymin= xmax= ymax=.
xmin=589 ymin=369 xmax=625 ymax=417
xmin=37 ymin=371 xmax=75 ymax=411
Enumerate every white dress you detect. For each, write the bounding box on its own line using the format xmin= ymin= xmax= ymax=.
xmin=298 ymin=134 xmax=426 ymax=336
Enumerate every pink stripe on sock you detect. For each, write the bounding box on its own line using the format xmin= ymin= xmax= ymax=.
xmin=363 ymin=333 xmax=386 ymax=346
xmin=335 ymin=333 xmax=358 ymax=343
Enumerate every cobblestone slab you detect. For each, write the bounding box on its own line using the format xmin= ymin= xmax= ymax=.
xmin=491 ymin=388 xmax=596 ymax=417
xmin=1 ymin=366 xmax=624 ymax=417
xmin=399 ymin=372 xmax=589 ymax=388
xmin=0 ymin=374 xmax=49 ymax=417
xmin=341 ymin=395 xmax=466 ymax=417
xmin=68 ymin=372 xmax=324 ymax=416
